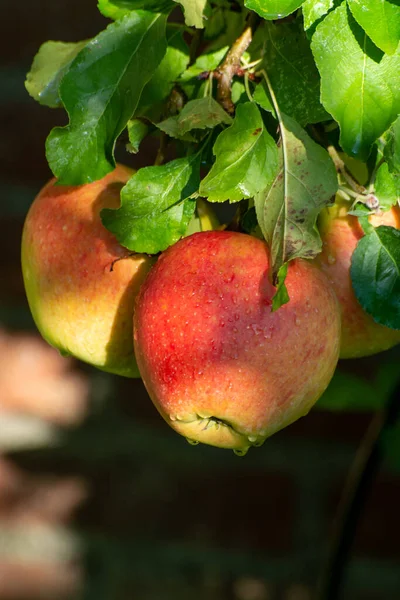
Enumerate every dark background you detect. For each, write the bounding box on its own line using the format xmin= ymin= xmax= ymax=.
xmin=1 ymin=2 xmax=400 ymax=599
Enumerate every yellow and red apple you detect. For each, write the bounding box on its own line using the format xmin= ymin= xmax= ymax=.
xmin=134 ymin=230 xmax=341 ymax=452
xmin=315 ymin=197 xmax=400 ymax=358
xmin=21 ymin=165 xmax=154 ymax=377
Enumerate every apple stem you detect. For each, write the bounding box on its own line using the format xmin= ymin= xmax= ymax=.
xmin=327 ymin=145 xmax=367 ymax=196
xmin=316 ymin=376 xmax=400 ymax=600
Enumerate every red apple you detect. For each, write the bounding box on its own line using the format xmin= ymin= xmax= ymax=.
xmin=315 ymin=197 xmax=400 ymax=358
xmin=134 ymin=231 xmax=341 ymax=452
xmin=21 ymin=165 xmax=154 ymax=377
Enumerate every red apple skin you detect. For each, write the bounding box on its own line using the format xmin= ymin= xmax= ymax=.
xmin=21 ymin=165 xmax=154 ymax=377
xmin=315 ymin=199 xmax=400 ymax=359
xmin=134 ymin=231 xmax=341 ymax=452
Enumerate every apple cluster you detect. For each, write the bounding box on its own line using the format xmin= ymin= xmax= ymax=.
xmin=21 ymin=166 xmax=400 ymax=454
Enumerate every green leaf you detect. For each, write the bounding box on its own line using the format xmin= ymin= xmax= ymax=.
xmin=178 ymin=46 xmax=228 ymax=99
xmin=271 ymin=263 xmax=290 ymax=311
xmin=384 ymin=116 xmax=400 ymax=173
xmin=302 ymin=0 xmax=333 ymax=31
xmin=205 ymin=9 xmax=245 ymax=52
xmin=126 ymin=119 xmax=149 ymax=153
xmin=254 ymin=113 xmax=338 ymax=279
xmin=156 ymin=116 xmax=196 ymax=141
xmin=253 ymin=83 xmax=275 ymax=115
xmin=199 ymin=102 xmax=279 ymax=202
xmin=176 ymin=97 xmax=232 ymax=135
xmin=173 ymin=0 xmax=207 ymax=28
xmin=231 ymin=81 xmax=246 ymax=105
xmin=46 ymin=12 xmax=167 ymax=185
xmin=374 ymin=163 xmax=400 ymax=211
xmin=245 ymin=0 xmax=304 ymax=19
xmin=25 ymin=40 xmax=88 ymax=108
xmin=136 ymin=27 xmax=189 ymax=117
xmin=355 ymin=203 xmax=375 ymax=235
xmin=347 ymin=208 xmax=374 ymax=219
xmin=351 ymin=225 xmax=400 ymax=329
xmin=98 ymin=0 xmax=129 ymax=19
xmin=204 ymin=4 xmax=226 ymax=39
xmin=98 ymin=0 xmax=173 ymax=19
xmin=311 ymin=2 xmax=400 ymax=160
xmin=347 ymin=0 xmax=400 ymax=55
xmin=257 ymin=20 xmax=329 ymax=125
xmin=101 ymin=155 xmax=200 ymax=254
xmin=183 ymin=47 xmax=228 ymax=77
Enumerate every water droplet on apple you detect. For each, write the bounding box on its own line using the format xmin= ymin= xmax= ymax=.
xmin=253 ymin=440 xmax=264 ymax=447
xmin=234 ymin=448 xmax=248 ymax=457
xmin=169 ymin=415 xmax=176 ymax=421
xmin=250 ymin=324 xmax=263 ymax=335
xmin=264 ymin=327 xmax=273 ymax=339
xmin=295 ymin=317 xmax=301 ymax=326
xmin=327 ymin=254 xmax=336 ymax=265
xmin=186 ymin=438 xmax=199 ymax=446
xmin=248 ymin=435 xmax=258 ymax=443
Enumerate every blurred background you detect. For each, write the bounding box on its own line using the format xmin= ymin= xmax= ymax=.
xmin=1 ymin=2 xmax=400 ymax=599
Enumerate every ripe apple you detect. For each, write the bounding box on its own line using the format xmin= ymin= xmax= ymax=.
xmin=315 ymin=197 xmax=400 ymax=359
xmin=134 ymin=230 xmax=341 ymax=452
xmin=21 ymin=165 xmax=154 ymax=377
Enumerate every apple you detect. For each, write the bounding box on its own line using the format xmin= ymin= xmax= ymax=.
xmin=315 ymin=197 xmax=400 ymax=359
xmin=21 ymin=165 xmax=154 ymax=377
xmin=133 ymin=230 xmax=341 ymax=453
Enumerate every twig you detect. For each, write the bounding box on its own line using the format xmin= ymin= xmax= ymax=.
xmin=316 ymin=377 xmax=400 ymax=600
xmin=216 ymin=26 xmax=253 ymax=113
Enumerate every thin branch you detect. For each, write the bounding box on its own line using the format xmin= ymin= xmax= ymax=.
xmin=316 ymin=377 xmax=400 ymax=600
xmin=216 ymin=26 xmax=253 ymax=114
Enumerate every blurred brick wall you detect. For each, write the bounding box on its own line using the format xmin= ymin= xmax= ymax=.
xmin=1 ymin=2 xmax=400 ymax=600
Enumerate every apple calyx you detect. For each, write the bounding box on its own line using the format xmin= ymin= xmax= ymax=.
xmin=168 ymin=412 xmax=265 ymax=455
